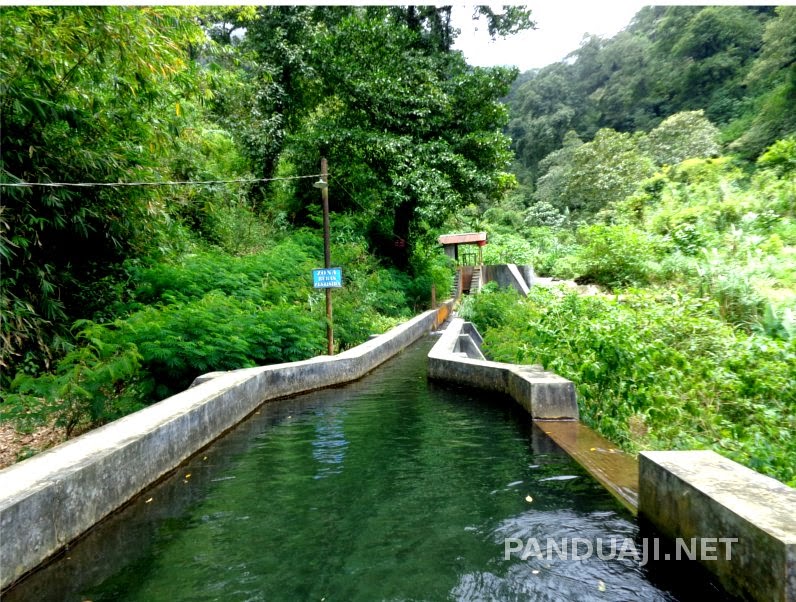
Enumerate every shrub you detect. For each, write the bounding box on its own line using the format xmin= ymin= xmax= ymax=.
xmin=2 ymin=322 xmax=144 ymax=436
xmin=696 ymin=248 xmax=767 ymax=330
xmin=482 ymin=232 xmax=535 ymax=265
xmin=467 ymin=287 xmax=795 ymax=486
xmin=572 ymin=225 xmax=661 ymax=289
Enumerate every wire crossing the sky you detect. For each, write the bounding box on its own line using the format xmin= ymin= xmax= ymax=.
xmin=0 ymin=173 xmax=327 ymax=188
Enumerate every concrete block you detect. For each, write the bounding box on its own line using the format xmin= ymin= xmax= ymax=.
xmin=482 ymin=264 xmax=530 ymax=296
xmin=639 ymin=450 xmax=796 ymax=602
xmin=428 ymin=318 xmax=578 ymax=420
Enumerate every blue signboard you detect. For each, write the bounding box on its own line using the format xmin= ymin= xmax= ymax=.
xmin=312 ymin=268 xmax=343 ymax=289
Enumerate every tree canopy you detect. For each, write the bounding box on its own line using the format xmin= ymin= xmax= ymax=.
xmin=505 ymin=6 xmax=791 ymax=183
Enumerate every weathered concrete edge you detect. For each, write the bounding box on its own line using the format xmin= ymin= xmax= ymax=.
xmin=639 ymin=450 xmax=796 ymax=602
xmin=0 ymin=301 xmax=452 ymax=590
xmin=427 ymin=318 xmax=578 ymax=420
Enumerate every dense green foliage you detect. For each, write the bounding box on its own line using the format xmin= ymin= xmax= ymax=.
xmin=0 ymin=7 xmax=206 ymax=371
xmin=236 ymin=7 xmax=521 ymax=267
xmin=1 ymin=6 xmax=526 ymax=376
xmin=461 ymin=286 xmax=795 ymax=486
xmin=3 ymin=229 xmax=452 ymax=434
xmin=1 ymin=6 xmax=532 ymax=446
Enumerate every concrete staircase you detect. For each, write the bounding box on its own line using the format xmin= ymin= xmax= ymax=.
xmin=450 ymin=271 xmax=461 ymax=299
xmin=470 ymin=266 xmax=482 ymax=294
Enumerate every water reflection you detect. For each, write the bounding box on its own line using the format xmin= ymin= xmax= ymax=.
xmin=482 ymin=508 xmax=673 ymax=601
xmin=311 ymin=406 xmax=348 ymax=479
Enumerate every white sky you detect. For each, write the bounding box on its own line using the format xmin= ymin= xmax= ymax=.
xmin=451 ymin=2 xmax=651 ymax=72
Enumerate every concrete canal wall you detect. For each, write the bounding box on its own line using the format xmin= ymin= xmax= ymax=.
xmin=430 ymin=318 xmax=795 ymax=602
xmin=0 ymin=302 xmax=452 ymax=591
xmin=427 ymin=317 xmax=578 ymax=420
xmin=640 ymin=451 xmax=796 ymax=602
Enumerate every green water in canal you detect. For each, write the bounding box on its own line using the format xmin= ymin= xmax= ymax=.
xmin=7 ymin=337 xmax=733 ymax=601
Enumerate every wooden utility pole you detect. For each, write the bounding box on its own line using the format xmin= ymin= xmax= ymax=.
xmin=321 ymin=158 xmax=334 ymax=355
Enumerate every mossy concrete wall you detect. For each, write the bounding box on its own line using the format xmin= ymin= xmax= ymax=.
xmin=428 ymin=318 xmax=578 ymax=419
xmin=639 ymin=450 xmax=796 ymax=602
xmin=0 ymin=302 xmax=452 ymax=591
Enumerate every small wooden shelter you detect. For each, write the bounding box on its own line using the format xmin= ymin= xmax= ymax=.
xmin=438 ymin=232 xmax=487 ymax=265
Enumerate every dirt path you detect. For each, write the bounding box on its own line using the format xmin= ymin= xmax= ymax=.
xmin=533 ymin=276 xmax=604 ymax=296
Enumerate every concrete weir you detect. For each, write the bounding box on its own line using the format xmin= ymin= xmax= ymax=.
xmin=0 ymin=302 xmax=452 ymax=591
xmin=640 ymin=451 xmax=796 ymax=602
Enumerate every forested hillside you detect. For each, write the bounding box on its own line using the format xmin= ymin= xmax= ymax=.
xmin=0 ymin=6 xmax=532 ymax=453
xmin=466 ymin=6 xmax=795 ymax=486
xmin=506 ymin=6 xmax=794 ymax=184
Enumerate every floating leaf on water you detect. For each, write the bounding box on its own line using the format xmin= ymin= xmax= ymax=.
xmin=598 ymin=580 xmax=606 ymax=592
xmin=145 ymin=498 xmax=153 ymax=503
xmin=185 ymin=473 xmax=191 ymax=479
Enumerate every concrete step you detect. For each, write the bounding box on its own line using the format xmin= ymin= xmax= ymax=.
xmin=471 ymin=267 xmax=482 ymax=294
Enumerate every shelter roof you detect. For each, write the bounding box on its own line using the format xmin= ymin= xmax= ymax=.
xmin=438 ymin=232 xmax=487 ymax=245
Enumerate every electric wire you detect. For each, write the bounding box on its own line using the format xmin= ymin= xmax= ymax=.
xmin=0 ymin=173 xmax=326 ymax=188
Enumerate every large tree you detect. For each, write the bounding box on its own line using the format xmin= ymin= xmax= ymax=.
xmin=238 ymin=6 xmax=532 ymax=267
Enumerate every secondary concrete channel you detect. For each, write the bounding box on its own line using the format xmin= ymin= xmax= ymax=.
xmin=1 ymin=304 xmax=793 ymax=601
xmin=428 ymin=317 xmax=795 ymax=602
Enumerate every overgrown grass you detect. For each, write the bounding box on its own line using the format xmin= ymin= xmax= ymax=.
xmin=461 ymin=285 xmax=795 ymax=486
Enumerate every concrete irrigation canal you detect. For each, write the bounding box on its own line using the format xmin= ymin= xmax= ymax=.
xmin=1 ymin=303 xmax=793 ymax=601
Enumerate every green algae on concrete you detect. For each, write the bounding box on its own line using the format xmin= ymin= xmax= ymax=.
xmin=537 ymin=421 xmax=639 ymax=514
